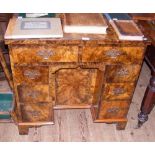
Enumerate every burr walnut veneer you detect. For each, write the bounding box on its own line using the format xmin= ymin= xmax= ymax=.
xmin=5 ymin=18 xmax=147 ymax=135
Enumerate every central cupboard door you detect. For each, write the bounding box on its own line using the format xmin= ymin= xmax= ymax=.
xmin=50 ymin=66 xmax=104 ymax=108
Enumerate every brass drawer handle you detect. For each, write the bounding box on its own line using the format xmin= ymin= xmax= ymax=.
xmin=117 ymin=68 xmax=129 ymax=76
xmin=107 ymin=107 xmax=120 ymax=113
xmin=37 ymin=50 xmax=54 ymax=60
xmin=112 ymin=88 xmax=125 ymax=95
xmin=26 ymin=91 xmax=40 ymax=99
xmin=24 ymin=70 xmax=41 ymax=79
xmin=27 ymin=110 xmax=40 ymax=118
xmin=105 ymin=49 xmax=122 ymax=58
xmin=37 ymin=102 xmax=47 ymax=106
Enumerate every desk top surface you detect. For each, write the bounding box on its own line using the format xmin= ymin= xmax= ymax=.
xmin=5 ymin=18 xmax=148 ymax=46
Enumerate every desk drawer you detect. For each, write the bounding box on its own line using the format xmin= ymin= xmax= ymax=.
xmin=82 ymin=46 xmax=144 ymax=64
xmin=103 ymin=83 xmax=135 ymax=100
xmin=17 ymin=85 xmax=49 ymax=103
xmin=11 ymin=45 xmax=78 ymax=64
xmin=21 ymin=103 xmax=52 ymax=122
xmin=13 ymin=66 xmax=49 ymax=84
xmin=105 ymin=65 xmax=141 ymax=83
xmin=98 ymin=101 xmax=129 ymax=119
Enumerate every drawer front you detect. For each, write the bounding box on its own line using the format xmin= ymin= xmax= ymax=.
xmin=11 ymin=45 xmax=78 ymax=64
xmin=103 ymin=83 xmax=135 ymax=100
xmin=17 ymin=85 xmax=49 ymax=103
xmin=21 ymin=103 xmax=52 ymax=122
xmin=98 ymin=101 xmax=129 ymax=119
xmin=105 ymin=65 xmax=141 ymax=83
xmin=82 ymin=46 xmax=144 ymax=64
xmin=13 ymin=66 xmax=49 ymax=84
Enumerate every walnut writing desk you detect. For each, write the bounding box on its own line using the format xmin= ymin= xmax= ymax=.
xmin=5 ymin=18 xmax=148 ymax=135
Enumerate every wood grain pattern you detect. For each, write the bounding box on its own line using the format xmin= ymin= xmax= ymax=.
xmin=82 ymin=46 xmax=145 ymax=64
xmin=55 ymin=67 xmax=98 ymax=108
xmin=11 ymin=45 xmax=78 ymax=65
xmin=64 ymin=13 xmax=107 ymax=27
xmin=102 ymin=83 xmax=135 ymax=100
xmin=113 ymin=20 xmax=143 ymax=36
xmin=49 ymin=63 xmax=105 ymax=73
xmin=105 ymin=65 xmax=141 ymax=83
xmin=98 ymin=101 xmax=129 ymax=119
xmin=49 ymin=63 xmax=105 ymax=109
xmin=13 ymin=66 xmax=49 ymax=84
xmin=17 ymin=85 xmax=50 ymax=103
xmin=21 ymin=103 xmax=53 ymax=123
xmin=63 ymin=13 xmax=107 ymax=34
